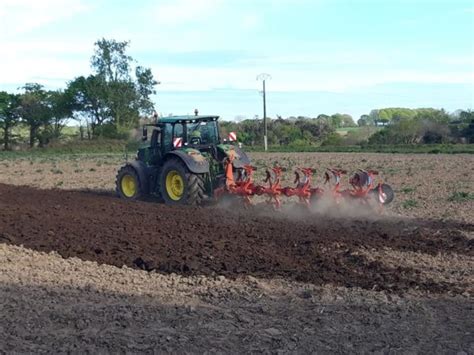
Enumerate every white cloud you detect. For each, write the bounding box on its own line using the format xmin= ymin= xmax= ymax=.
xmin=1 ymin=39 xmax=93 ymax=56
xmin=151 ymin=63 xmax=474 ymax=93
xmin=0 ymin=0 xmax=92 ymax=89
xmin=0 ymin=0 xmax=471 ymax=96
xmin=0 ymin=0 xmax=89 ymax=37
xmin=0 ymin=55 xmax=90 ymax=89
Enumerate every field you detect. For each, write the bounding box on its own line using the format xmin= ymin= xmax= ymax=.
xmin=1 ymin=152 xmax=473 ymax=353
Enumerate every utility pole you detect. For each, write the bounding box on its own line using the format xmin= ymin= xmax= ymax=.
xmin=257 ymin=73 xmax=271 ymax=151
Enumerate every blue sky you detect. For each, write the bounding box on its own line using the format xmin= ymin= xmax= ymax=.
xmin=0 ymin=0 xmax=473 ymax=120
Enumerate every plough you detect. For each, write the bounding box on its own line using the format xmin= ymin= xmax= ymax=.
xmin=218 ymin=156 xmax=394 ymax=210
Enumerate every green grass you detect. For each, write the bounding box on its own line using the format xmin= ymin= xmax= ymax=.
xmin=400 ymin=187 xmax=416 ymax=194
xmin=1 ymin=137 xmax=473 ymax=157
xmin=448 ymin=191 xmax=474 ymax=202
xmin=402 ymin=199 xmax=418 ymax=209
xmin=0 ymin=139 xmax=134 ymax=161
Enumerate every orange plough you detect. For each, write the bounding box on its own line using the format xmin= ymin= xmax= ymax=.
xmin=216 ymin=158 xmax=394 ymax=211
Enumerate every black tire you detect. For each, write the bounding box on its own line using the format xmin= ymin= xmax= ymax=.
xmin=116 ymin=165 xmax=144 ymax=200
xmin=371 ymin=183 xmax=394 ymax=205
xmin=160 ymin=158 xmax=206 ymax=205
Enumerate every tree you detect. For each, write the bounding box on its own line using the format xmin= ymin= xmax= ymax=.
xmin=329 ymin=113 xmax=343 ymax=128
xmin=69 ymin=38 xmax=158 ymax=138
xmin=18 ymin=83 xmax=51 ymax=147
xmin=341 ymin=114 xmax=356 ymax=127
xmin=16 ymin=84 xmax=74 ymax=147
xmin=327 ymin=113 xmax=355 ymax=128
xmin=48 ymin=89 xmax=75 ymax=139
xmin=0 ymin=91 xmax=20 ymax=150
xmin=92 ymin=39 xmax=132 ymax=82
xmin=368 ymin=109 xmax=380 ymax=126
xmin=135 ymin=66 xmax=157 ymax=115
xmin=459 ymin=110 xmax=474 ymax=123
xmin=358 ymin=114 xmax=369 ymax=126
xmin=68 ymin=75 xmax=109 ymax=136
xmin=414 ymin=109 xmax=451 ymax=143
xmin=367 ymin=108 xmax=456 ymax=145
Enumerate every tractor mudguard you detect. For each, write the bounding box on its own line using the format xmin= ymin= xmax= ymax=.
xmin=166 ymin=150 xmax=210 ymax=174
xmin=217 ymin=144 xmax=251 ymax=168
xmin=231 ymin=145 xmax=251 ymax=168
xmin=127 ymin=160 xmax=150 ymax=194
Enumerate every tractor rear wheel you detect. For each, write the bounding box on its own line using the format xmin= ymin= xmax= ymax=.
xmin=160 ymin=158 xmax=206 ymax=205
xmin=116 ymin=165 xmax=144 ymax=200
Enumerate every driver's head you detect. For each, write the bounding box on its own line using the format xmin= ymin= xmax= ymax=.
xmin=189 ymin=130 xmax=201 ymax=138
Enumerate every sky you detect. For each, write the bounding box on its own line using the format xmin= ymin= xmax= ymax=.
xmin=0 ymin=0 xmax=473 ymax=120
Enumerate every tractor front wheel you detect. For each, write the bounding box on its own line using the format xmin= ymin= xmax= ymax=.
xmin=116 ymin=165 xmax=144 ymax=200
xmin=160 ymin=158 xmax=206 ymax=205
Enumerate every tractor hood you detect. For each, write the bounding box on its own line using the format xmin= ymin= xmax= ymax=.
xmin=217 ymin=144 xmax=251 ymax=168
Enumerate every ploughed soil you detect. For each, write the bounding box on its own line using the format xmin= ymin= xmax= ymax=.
xmin=2 ymin=243 xmax=473 ymax=354
xmin=1 ymin=183 xmax=472 ymax=295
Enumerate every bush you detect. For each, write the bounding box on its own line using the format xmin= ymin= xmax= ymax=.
xmin=321 ymin=132 xmax=343 ymax=146
xmin=94 ymin=123 xmax=130 ymax=140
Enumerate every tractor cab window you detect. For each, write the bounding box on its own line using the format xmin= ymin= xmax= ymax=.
xmin=163 ymin=124 xmax=173 ymax=150
xmin=174 ymin=123 xmax=184 ymax=139
xmin=187 ymin=121 xmax=219 ymax=145
xmin=163 ymin=123 xmax=185 ymax=150
xmin=151 ymin=128 xmax=161 ymax=148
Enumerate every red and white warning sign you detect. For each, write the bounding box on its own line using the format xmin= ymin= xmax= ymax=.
xmin=173 ymin=137 xmax=183 ymax=148
xmin=228 ymin=131 xmax=237 ymax=142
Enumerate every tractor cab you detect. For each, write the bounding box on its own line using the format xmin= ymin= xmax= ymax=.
xmin=137 ymin=115 xmax=226 ymax=166
xmin=141 ymin=115 xmax=220 ymax=154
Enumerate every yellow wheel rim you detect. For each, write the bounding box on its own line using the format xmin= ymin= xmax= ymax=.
xmin=121 ymin=174 xmax=137 ymax=198
xmin=166 ymin=170 xmax=184 ymax=201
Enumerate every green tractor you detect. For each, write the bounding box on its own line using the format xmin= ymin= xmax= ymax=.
xmin=116 ymin=114 xmax=249 ymax=205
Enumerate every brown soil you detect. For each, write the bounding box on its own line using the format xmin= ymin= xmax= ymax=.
xmin=1 ymin=153 xmax=473 ymax=352
xmin=2 ymin=244 xmax=473 ymax=354
xmin=1 ymin=183 xmax=472 ymax=295
xmin=0 ymin=243 xmax=474 ymax=354
xmin=1 ymin=152 xmax=473 ymax=222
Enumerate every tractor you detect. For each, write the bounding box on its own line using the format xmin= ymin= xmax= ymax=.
xmin=115 ymin=114 xmax=250 ymax=205
xmin=116 ymin=113 xmax=394 ymax=210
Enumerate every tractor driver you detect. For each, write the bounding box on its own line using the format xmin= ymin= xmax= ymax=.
xmin=189 ymin=129 xmax=202 ymax=145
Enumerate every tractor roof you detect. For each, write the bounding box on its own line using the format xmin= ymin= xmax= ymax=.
xmin=157 ymin=115 xmax=219 ymax=124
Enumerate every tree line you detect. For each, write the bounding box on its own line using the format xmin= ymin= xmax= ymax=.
xmin=0 ymin=39 xmax=157 ymax=150
xmin=1 ymin=38 xmax=472 ymax=150
xmin=220 ymin=113 xmax=355 ymax=148
xmin=365 ymin=108 xmax=474 ymax=145
xmin=220 ymin=109 xmax=473 ymax=148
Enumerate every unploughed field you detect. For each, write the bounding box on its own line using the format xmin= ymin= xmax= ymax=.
xmin=0 ymin=152 xmax=473 ymax=353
